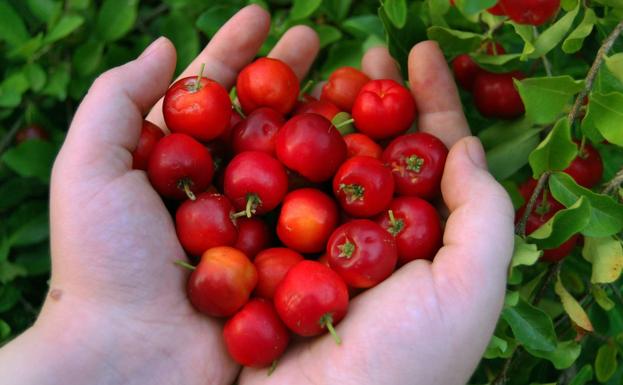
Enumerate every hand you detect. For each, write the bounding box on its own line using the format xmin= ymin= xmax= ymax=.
xmin=0 ymin=5 xmax=514 ymax=385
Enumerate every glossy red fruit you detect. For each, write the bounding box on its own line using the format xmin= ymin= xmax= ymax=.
xmin=163 ymin=76 xmax=232 ymax=141
xmin=254 ymin=248 xmax=304 ymax=299
xmin=274 ymin=260 xmax=349 ymax=341
xmin=223 ymin=299 xmax=290 ymax=368
xmin=500 ymin=0 xmax=560 ymax=26
xmin=224 ymin=151 xmax=288 ymax=216
xmin=187 ymin=246 xmax=257 ymax=317
xmin=376 ymin=197 xmax=442 ymax=264
xmin=343 ymin=133 xmax=383 ymax=159
xmin=332 ymin=156 xmax=394 ymax=218
xmin=234 ymin=218 xmax=271 ymax=260
xmin=276 ymin=113 xmax=347 ymax=183
xmin=147 ymin=133 xmax=214 ymax=200
xmin=327 ymin=220 xmax=397 ymax=288
xmin=487 ymin=2 xmax=506 ymax=15
xmin=237 ymin=58 xmax=300 ymax=115
xmin=295 ymin=99 xmax=342 ymax=122
xmin=473 ymin=71 xmax=525 ymax=119
xmin=217 ymin=109 xmax=244 ymax=147
xmin=352 ymin=79 xmax=417 ymax=140
xmin=563 ymin=142 xmax=603 ymax=188
xmin=15 ymin=124 xmax=49 ymax=143
xmin=277 ymin=188 xmax=339 ymax=254
xmin=231 ymin=107 xmax=284 ymax=156
xmin=383 ymin=132 xmax=448 ymax=200
xmin=452 ymin=42 xmax=506 ymax=92
xmin=176 ymin=193 xmax=238 ymax=256
xmin=321 ymin=66 xmax=370 ymax=112
xmin=132 ymin=120 xmax=164 ymax=170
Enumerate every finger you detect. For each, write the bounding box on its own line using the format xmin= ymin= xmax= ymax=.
xmin=268 ymin=25 xmax=320 ymax=80
xmin=146 ymin=4 xmax=271 ymax=128
xmin=57 ymin=37 xmax=177 ymax=178
xmin=408 ymin=41 xmax=470 ymax=148
xmin=432 ymin=137 xmax=514 ymax=304
xmin=361 ymin=46 xmax=402 ymax=82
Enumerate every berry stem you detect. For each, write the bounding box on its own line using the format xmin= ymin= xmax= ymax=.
xmin=174 ymin=260 xmax=196 ymax=270
xmin=298 ymin=79 xmax=314 ymax=100
xmin=267 ymin=360 xmax=277 ymax=376
xmin=179 ymin=179 xmax=196 ymax=201
xmin=192 ymin=63 xmax=206 ymax=92
xmin=320 ymin=314 xmax=341 ymax=345
xmin=387 ymin=210 xmax=405 ymax=236
xmin=337 ymin=241 xmax=355 ymax=259
xmin=578 ymin=135 xmax=587 ymax=158
xmin=333 ymin=118 xmax=355 ymax=129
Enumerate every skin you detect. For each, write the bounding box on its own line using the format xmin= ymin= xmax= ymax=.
xmin=0 ymin=5 xmax=514 ymax=385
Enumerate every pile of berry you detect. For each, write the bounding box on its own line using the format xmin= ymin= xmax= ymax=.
xmin=133 ymin=57 xmax=448 ymax=369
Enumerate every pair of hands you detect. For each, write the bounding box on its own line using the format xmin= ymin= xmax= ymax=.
xmin=0 ymin=5 xmax=514 ymax=385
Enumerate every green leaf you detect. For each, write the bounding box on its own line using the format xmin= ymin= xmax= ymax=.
xmin=9 ymin=212 xmax=49 ymax=247
xmin=314 ymin=25 xmax=342 ymax=49
xmin=382 ymin=0 xmax=407 ymax=28
xmin=526 ymin=340 xmax=582 ymax=369
xmin=595 ymin=344 xmax=618 ymax=382
xmin=0 ymin=319 xmax=10 ymax=342
xmin=0 ymin=72 xmax=30 ymax=108
xmin=196 ymin=5 xmax=238 ymax=38
xmin=588 ymin=92 xmax=623 ymax=147
xmin=511 ymin=235 xmax=542 ymax=269
xmin=27 ymin=0 xmax=63 ymax=24
xmin=342 ymin=15 xmax=384 ymax=38
xmin=41 ymin=65 xmax=70 ymax=101
xmin=569 ymin=364 xmax=593 ymax=385
xmin=454 ymin=0 xmax=497 ymax=14
xmin=426 ymin=26 xmax=483 ymax=57
xmin=1 ymin=140 xmax=57 ymax=183
xmin=605 ymin=53 xmax=623 ymax=85
xmin=0 ymin=284 xmax=20 ymax=312
xmin=528 ymin=118 xmax=577 ymax=178
xmin=96 ymin=0 xmax=139 ymax=42
xmin=23 ymin=63 xmax=47 ymax=92
xmin=290 ymin=0 xmax=322 ymax=20
xmin=44 ymin=14 xmax=84 ymax=44
xmin=322 ymin=0 xmax=352 ymax=22
xmin=523 ymin=5 xmax=580 ymax=60
xmin=320 ymin=40 xmax=364 ymax=79
xmin=582 ymin=237 xmax=623 ymax=284
xmin=0 ymin=2 xmax=29 ymax=47
xmin=0 ymin=260 xmax=28 ymax=284
xmin=486 ymin=128 xmax=541 ymax=180
xmin=483 ymin=334 xmax=515 ymax=359
xmin=592 ymin=284 xmax=615 ymax=311
xmin=160 ymin=11 xmax=200 ymax=74
xmin=562 ymin=8 xmax=596 ymax=53
xmin=555 ymin=274 xmax=593 ymax=332
xmin=516 ymin=76 xmax=584 ymax=124
xmin=549 ymin=173 xmax=623 ymax=237
xmin=528 ymin=196 xmax=590 ymax=249
xmin=72 ymin=40 xmax=105 ymax=76
xmin=501 ymin=298 xmax=557 ymax=352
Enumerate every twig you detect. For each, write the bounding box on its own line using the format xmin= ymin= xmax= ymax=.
xmin=602 ymin=167 xmax=623 ymax=196
xmin=533 ymin=27 xmax=553 ymax=77
xmin=492 ymin=351 xmax=519 ymax=385
xmin=516 ymin=172 xmax=552 ymax=237
xmin=0 ymin=117 xmax=24 ymax=156
xmin=568 ymin=20 xmax=623 ymax=124
xmin=532 ymin=262 xmax=562 ymax=306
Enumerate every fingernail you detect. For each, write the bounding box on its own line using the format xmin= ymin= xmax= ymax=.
xmin=465 ymin=136 xmax=488 ymax=170
xmin=139 ymin=37 xmax=165 ymax=59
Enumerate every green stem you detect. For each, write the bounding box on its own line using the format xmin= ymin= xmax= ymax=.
xmin=267 ymin=360 xmax=277 ymax=376
xmin=192 ymin=63 xmax=206 ymax=92
xmin=320 ymin=314 xmax=341 ymax=345
xmin=179 ymin=179 xmax=196 ymax=201
xmin=174 ymin=260 xmax=196 ymax=270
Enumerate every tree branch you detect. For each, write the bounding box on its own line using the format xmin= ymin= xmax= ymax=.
xmin=516 ymin=172 xmax=551 ymax=237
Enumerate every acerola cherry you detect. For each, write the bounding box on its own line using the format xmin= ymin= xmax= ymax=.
xmin=163 ymin=72 xmax=232 ymax=142
xmin=294 ymin=99 xmax=342 ymax=122
xmin=332 ymin=156 xmax=394 ymax=218
xmin=234 ymin=218 xmax=271 ymax=260
xmin=176 ymin=193 xmax=238 ymax=256
xmin=223 ymin=299 xmax=290 ymax=368
xmin=275 ymin=113 xmax=347 ymax=183
xmin=487 ymin=2 xmax=506 ymax=15
xmin=254 ymin=248 xmax=304 ymax=299
xmin=327 ymin=220 xmax=397 ymax=288
xmin=224 ymin=151 xmax=288 ymax=216
xmin=563 ymin=141 xmax=603 ymax=188
xmin=321 ymin=66 xmax=370 ymax=112
xmin=343 ymin=133 xmax=383 ymax=159
xmin=500 ymin=0 xmax=560 ymax=26
xmin=187 ymin=246 xmax=257 ymax=317
xmin=236 ymin=57 xmax=300 ymax=115
xmin=383 ymin=132 xmax=448 ymax=200
xmin=147 ymin=133 xmax=214 ymax=200
xmin=231 ymin=107 xmax=284 ymax=156
xmin=277 ymin=188 xmax=339 ymax=254
xmin=274 ymin=260 xmax=349 ymax=343
xmin=473 ymin=71 xmax=525 ymax=119
xmin=452 ymin=42 xmax=506 ymax=92
xmin=15 ymin=124 xmax=49 ymax=143
xmin=352 ymin=79 xmax=416 ymax=140
xmin=376 ymin=197 xmax=442 ymax=264
xmin=132 ymin=120 xmax=164 ymax=170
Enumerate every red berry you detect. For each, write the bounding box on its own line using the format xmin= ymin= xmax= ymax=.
xmin=343 ymin=133 xmax=383 ymax=160
xmin=234 ymin=218 xmax=271 ymax=260
xmin=276 ymin=113 xmax=347 ymax=183
xmin=352 ymin=79 xmax=417 ymax=140
xmin=223 ymin=299 xmax=290 ymax=368
xmin=231 ymin=107 xmax=284 ymax=156
xmin=487 ymin=2 xmax=506 ymax=15
xmin=383 ymin=133 xmax=448 ymax=200
xmin=452 ymin=54 xmax=481 ymax=92
xmin=176 ymin=193 xmax=238 ymax=256
xmin=500 ymin=0 xmax=560 ymax=26
xmin=294 ymin=99 xmax=342 ymax=122
xmin=274 ymin=260 xmax=349 ymax=341
xmin=473 ymin=71 xmax=525 ymax=119
xmin=187 ymin=246 xmax=257 ymax=317
xmin=254 ymin=248 xmax=304 ymax=299
xmin=563 ymin=142 xmax=603 ymax=188
xmin=147 ymin=133 xmax=214 ymax=200
xmin=15 ymin=124 xmax=49 ymax=143
xmin=236 ymin=58 xmax=300 ymax=115
xmin=132 ymin=120 xmax=164 ymax=170
xmin=376 ymin=197 xmax=442 ymax=264
xmin=327 ymin=220 xmax=398 ymax=288
xmin=163 ymin=76 xmax=232 ymax=141
xmin=332 ymin=156 xmax=394 ymax=218
xmin=321 ymin=66 xmax=370 ymax=112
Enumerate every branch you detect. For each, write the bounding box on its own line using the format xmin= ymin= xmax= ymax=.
xmin=532 ymin=262 xmax=562 ymax=306
xmin=568 ymin=20 xmax=623 ymax=124
xmin=0 ymin=116 xmax=24 ymax=156
xmin=516 ymin=172 xmax=552 ymax=237
xmin=602 ymin=166 xmax=623 ymax=196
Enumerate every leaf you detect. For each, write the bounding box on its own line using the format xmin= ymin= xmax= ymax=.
xmin=0 ymin=284 xmax=20 ymax=312
xmin=563 ymin=8 xmax=596 ymax=53
xmin=0 ymin=2 xmax=29 ymax=47
xmin=528 ymin=196 xmax=590 ymax=249
xmin=96 ymin=0 xmax=139 ymax=42
xmin=0 ymin=319 xmax=10 ymax=342
xmin=523 ymin=5 xmax=580 ymax=60
xmin=426 ymin=26 xmax=484 ymax=57
xmin=582 ymin=237 xmax=623 ymax=284
xmin=342 ymin=15 xmax=385 ymax=38
xmin=44 ymin=14 xmax=84 ymax=44
xmin=549 ymin=172 xmax=623 ymax=237
xmin=605 ymin=53 xmax=623 ymax=85
xmin=196 ymin=5 xmax=238 ymax=38
xmin=528 ymin=118 xmax=577 ymax=178
xmin=595 ymin=344 xmax=618 ymax=382
xmin=8 ymin=212 xmax=49 ymax=247
xmin=382 ymin=0 xmax=408 ymax=28
xmin=0 ymin=260 xmax=28 ymax=284
xmin=588 ymin=92 xmax=623 ymax=147
xmin=41 ymin=65 xmax=70 ymax=101
xmin=290 ymin=0 xmax=322 ymax=20
xmin=1 ymin=140 xmax=57 ymax=183
xmin=483 ymin=335 xmax=515 ymax=359
xmin=454 ymin=0 xmax=497 ymax=14
xmin=592 ymin=284 xmax=615 ymax=311
xmin=554 ymin=274 xmax=593 ymax=332
xmin=569 ymin=364 xmax=593 ymax=385
xmin=314 ymin=25 xmax=342 ymax=49
xmin=23 ymin=63 xmax=47 ymax=92
xmin=511 ymin=235 xmax=542 ymax=269
xmin=72 ymin=40 xmax=104 ymax=76
xmin=526 ymin=340 xmax=582 ymax=369
xmin=27 ymin=0 xmax=63 ymax=24
xmin=0 ymin=72 xmax=30 ymax=108
xmin=515 ymin=76 xmax=584 ymax=125
xmin=501 ymin=298 xmax=557 ymax=352
xmin=486 ymin=128 xmax=541 ymax=180
xmin=322 ymin=0 xmax=352 ymax=22
xmin=320 ymin=40 xmax=364 ymax=79
xmin=160 ymin=11 xmax=200 ymax=74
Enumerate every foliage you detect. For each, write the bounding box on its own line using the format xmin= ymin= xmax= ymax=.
xmin=1 ymin=0 xmax=623 ymax=384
